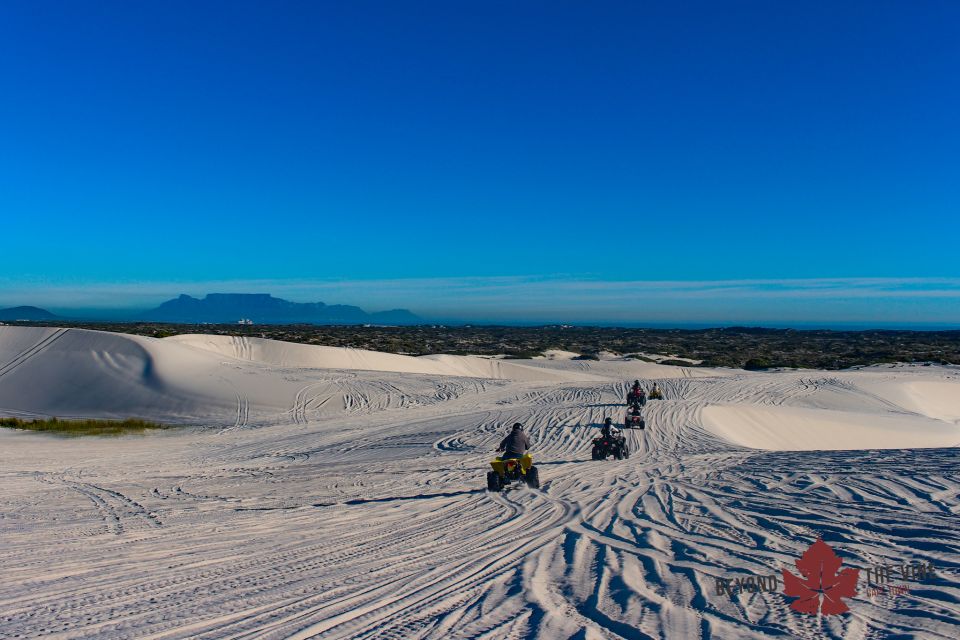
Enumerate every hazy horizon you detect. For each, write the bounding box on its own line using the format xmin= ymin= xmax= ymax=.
xmin=2 ymin=278 xmax=958 ymax=329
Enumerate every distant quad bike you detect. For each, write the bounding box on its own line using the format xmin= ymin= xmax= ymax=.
xmin=627 ymin=391 xmax=646 ymax=408
xmin=592 ymin=433 xmax=629 ymax=460
xmin=487 ymin=454 xmax=540 ymax=492
xmin=624 ymin=411 xmax=646 ymax=430
xmin=648 ymin=386 xmax=664 ymax=400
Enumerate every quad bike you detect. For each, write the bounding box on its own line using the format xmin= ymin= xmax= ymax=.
xmin=487 ymin=454 xmax=540 ymax=492
xmin=648 ymin=387 xmax=664 ymax=400
xmin=624 ymin=412 xmax=646 ymax=430
xmin=592 ymin=434 xmax=629 ymax=460
xmin=627 ymin=391 xmax=647 ymax=408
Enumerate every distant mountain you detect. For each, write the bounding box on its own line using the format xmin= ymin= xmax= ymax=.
xmin=0 ymin=306 xmax=60 ymax=321
xmin=141 ymin=294 xmax=421 ymax=325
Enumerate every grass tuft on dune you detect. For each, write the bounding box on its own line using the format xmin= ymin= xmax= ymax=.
xmin=0 ymin=417 xmax=173 ymax=437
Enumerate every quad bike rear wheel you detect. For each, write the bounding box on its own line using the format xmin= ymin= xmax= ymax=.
xmin=525 ymin=466 xmax=540 ymax=489
xmin=486 ymin=471 xmax=502 ymax=492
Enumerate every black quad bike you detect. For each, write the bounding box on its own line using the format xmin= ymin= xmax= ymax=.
xmin=592 ymin=434 xmax=629 ymax=460
xmin=487 ymin=454 xmax=540 ymax=492
xmin=627 ymin=391 xmax=647 ymax=409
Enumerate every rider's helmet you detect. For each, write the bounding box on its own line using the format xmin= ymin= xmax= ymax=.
xmin=633 ymin=380 xmax=640 ymax=386
xmin=604 ymin=417 xmax=613 ymax=425
xmin=512 ymin=422 xmax=523 ymax=430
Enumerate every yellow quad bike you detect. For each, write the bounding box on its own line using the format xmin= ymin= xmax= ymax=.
xmin=487 ymin=454 xmax=540 ymax=492
xmin=648 ymin=386 xmax=664 ymax=400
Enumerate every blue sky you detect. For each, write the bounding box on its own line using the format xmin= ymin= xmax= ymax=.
xmin=1 ymin=1 xmax=958 ymax=324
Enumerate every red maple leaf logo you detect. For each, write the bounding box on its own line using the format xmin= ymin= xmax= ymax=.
xmin=782 ymin=538 xmax=859 ymax=615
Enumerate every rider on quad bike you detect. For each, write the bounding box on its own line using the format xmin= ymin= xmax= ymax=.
xmin=649 ymin=382 xmax=663 ymax=400
xmin=593 ymin=418 xmax=629 ymax=460
xmin=627 ymin=380 xmax=646 ymax=408
xmin=487 ymin=423 xmax=540 ymax=492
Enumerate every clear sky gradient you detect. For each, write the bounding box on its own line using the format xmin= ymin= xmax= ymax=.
xmin=1 ymin=1 xmax=958 ymax=324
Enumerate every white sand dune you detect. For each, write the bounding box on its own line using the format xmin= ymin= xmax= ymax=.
xmin=701 ymin=404 xmax=960 ymax=450
xmin=169 ymin=333 xmax=604 ymax=382
xmin=900 ymin=381 xmax=960 ymax=423
xmin=856 ymin=377 xmax=960 ymax=424
xmin=0 ymin=328 xmax=601 ymax=425
xmin=0 ymin=326 xmax=307 ymax=424
xmin=2 ymin=326 xmax=959 ymax=639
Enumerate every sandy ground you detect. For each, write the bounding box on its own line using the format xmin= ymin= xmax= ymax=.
xmin=1 ymin=326 xmax=959 ymax=639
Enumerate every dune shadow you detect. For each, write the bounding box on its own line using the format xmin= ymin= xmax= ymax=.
xmin=586 ymin=422 xmax=625 ymax=430
xmin=553 ymin=422 xmax=621 ymax=430
xmin=336 ymin=488 xmax=486 ymax=505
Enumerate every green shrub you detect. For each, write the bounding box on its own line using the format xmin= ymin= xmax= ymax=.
xmin=0 ymin=417 xmax=173 ymax=437
xmin=743 ymin=358 xmax=774 ymax=370
xmin=501 ymin=350 xmax=544 ymax=359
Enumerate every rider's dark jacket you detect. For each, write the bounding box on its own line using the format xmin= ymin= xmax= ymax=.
xmin=498 ymin=429 xmax=531 ymax=458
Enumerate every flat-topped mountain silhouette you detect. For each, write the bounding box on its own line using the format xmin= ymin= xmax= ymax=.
xmin=142 ymin=293 xmax=420 ymax=325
